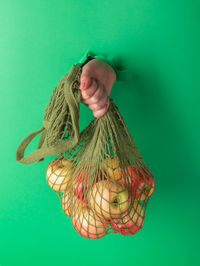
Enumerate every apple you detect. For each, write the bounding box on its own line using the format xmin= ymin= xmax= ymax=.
xmin=72 ymin=168 xmax=105 ymax=203
xmin=61 ymin=188 xmax=72 ymax=216
xmin=127 ymin=166 xmax=155 ymax=200
xmin=46 ymin=157 xmax=74 ymax=192
xmin=102 ymin=157 xmax=132 ymax=187
xmin=88 ymin=180 xmax=131 ymax=220
xmin=71 ymin=198 xmax=109 ymax=239
xmin=62 ymin=187 xmax=89 ymax=217
xmin=103 ymin=157 xmax=155 ymax=200
xmin=111 ymin=200 xmax=144 ymax=235
xmin=103 ymin=157 xmax=122 ymax=181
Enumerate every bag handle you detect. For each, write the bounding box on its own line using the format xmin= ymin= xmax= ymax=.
xmin=16 ymin=64 xmax=82 ymax=165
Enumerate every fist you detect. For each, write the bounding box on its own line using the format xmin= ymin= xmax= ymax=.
xmin=80 ymin=58 xmax=116 ymax=118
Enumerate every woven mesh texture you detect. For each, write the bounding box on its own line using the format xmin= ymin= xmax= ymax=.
xmin=46 ymin=99 xmax=155 ymax=239
xmin=42 ymin=68 xmax=80 ymax=147
xmin=16 ymin=64 xmax=82 ymax=164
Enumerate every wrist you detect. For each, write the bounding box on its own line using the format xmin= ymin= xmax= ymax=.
xmin=86 ymin=52 xmax=121 ymax=81
xmin=79 ymin=50 xmax=135 ymax=82
xmin=81 ymin=55 xmax=95 ymax=68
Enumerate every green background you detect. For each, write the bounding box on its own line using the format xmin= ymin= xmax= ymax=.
xmin=0 ymin=0 xmax=200 ymax=265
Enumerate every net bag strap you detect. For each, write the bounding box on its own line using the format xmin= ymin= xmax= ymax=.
xmin=16 ymin=64 xmax=82 ymax=165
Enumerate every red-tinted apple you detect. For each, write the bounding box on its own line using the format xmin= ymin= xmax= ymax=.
xmin=72 ymin=168 xmax=105 ymax=203
xmin=71 ymin=199 xmax=109 ymax=239
xmin=88 ymin=180 xmax=131 ymax=220
xmin=111 ymin=200 xmax=144 ymax=235
xmin=103 ymin=157 xmax=155 ymax=200
xmin=127 ymin=166 xmax=155 ymax=200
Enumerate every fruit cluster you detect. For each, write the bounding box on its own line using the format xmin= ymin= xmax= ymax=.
xmin=46 ymin=157 xmax=155 ymax=239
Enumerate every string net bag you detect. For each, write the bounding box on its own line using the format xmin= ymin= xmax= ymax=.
xmin=16 ymin=62 xmax=155 ymax=239
xmin=44 ymin=63 xmax=155 ymax=238
xmin=16 ymin=64 xmax=82 ymax=164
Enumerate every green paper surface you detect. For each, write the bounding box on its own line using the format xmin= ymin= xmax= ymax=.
xmin=0 ymin=0 xmax=200 ymax=265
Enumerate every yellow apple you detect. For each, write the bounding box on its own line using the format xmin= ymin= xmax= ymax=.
xmin=46 ymin=157 xmax=74 ymax=192
xmin=88 ymin=180 xmax=131 ymax=220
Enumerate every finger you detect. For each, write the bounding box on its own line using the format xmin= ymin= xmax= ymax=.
xmin=93 ymin=100 xmax=110 ymax=118
xmin=88 ymin=95 xmax=109 ymax=112
xmin=82 ymin=83 xmax=107 ymax=106
xmin=81 ymin=79 xmax=98 ymax=100
xmin=80 ymin=75 xmax=92 ymax=91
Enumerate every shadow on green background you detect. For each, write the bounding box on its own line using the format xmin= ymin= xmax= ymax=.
xmin=0 ymin=0 xmax=199 ymax=265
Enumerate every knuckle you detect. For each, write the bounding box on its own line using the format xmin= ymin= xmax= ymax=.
xmin=93 ymin=103 xmax=101 ymax=110
xmin=93 ymin=106 xmax=107 ymax=118
xmin=80 ymin=74 xmax=87 ymax=83
xmin=81 ymin=90 xmax=89 ymax=99
xmin=90 ymin=94 xmax=99 ymax=104
xmin=93 ymin=110 xmax=101 ymax=118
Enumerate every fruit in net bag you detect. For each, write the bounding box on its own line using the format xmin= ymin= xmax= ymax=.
xmin=62 ymin=187 xmax=73 ymax=216
xmin=127 ymin=166 xmax=155 ymax=200
xmin=72 ymin=168 xmax=105 ymax=202
xmin=46 ymin=157 xmax=74 ymax=192
xmin=88 ymin=179 xmax=131 ymax=220
xmin=71 ymin=197 xmax=109 ymax=239
xmin=58 ymin=85 xmax=155 ymax=238
xmin=103 ymin=157 xmax=155 ymax=200
xmin=111 ymin=200 xmax=144 ymax=235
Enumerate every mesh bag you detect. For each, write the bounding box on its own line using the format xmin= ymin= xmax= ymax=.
xmin=16 ymin=64 xmax=82 ymax=164
xmin=16 ymin=62 xmax=155 ymax=239
xmin=45 ymin=64 xmax=155 ymax=239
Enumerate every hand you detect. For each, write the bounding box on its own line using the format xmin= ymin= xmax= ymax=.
xmin=80 ymin=58 xmax=116 ymax=118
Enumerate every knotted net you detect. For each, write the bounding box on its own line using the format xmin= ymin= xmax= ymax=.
xmin=16 ymin=65 xmax=82 ymax=164
xmin=45 ymin=64 xmax=155 ymax=239
xmin=16 ymin=63 xmax=155 ymax=239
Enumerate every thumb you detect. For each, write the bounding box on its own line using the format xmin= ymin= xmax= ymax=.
xmin=80 ymin=74 xmax=92 ymax=91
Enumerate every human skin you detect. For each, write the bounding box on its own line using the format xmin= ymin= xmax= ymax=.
xmin=80 ymin=58 xmax=117 ymax=118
